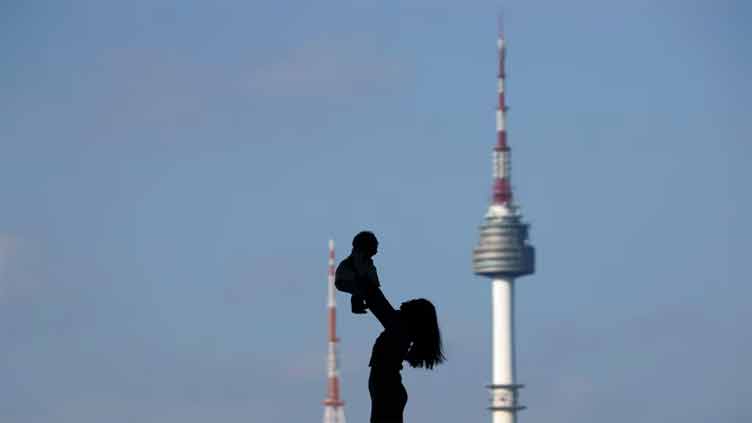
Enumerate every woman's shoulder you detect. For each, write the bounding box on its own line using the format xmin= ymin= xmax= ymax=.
xmin=384 ymin=313 xmax=409 ymax=336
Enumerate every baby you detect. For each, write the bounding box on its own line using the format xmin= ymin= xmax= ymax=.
xmin=335 ymin=231 xmax=380 ymax=314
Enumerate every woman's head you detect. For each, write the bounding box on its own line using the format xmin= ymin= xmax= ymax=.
xmin=401 ymin=299 xmax=446 ymax=370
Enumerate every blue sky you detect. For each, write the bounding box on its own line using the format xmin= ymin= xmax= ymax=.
xmin=1 ymin=1 xmax=750 ymax=422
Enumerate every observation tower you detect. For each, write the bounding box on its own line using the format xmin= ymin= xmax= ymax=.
xmin=472 ymin=28 xmax=536 ymax=423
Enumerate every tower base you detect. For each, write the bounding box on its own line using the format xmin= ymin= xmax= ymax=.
xmin=487 ymin=383 xmax=524 ymax=423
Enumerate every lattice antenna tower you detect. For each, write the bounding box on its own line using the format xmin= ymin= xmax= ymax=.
xmin=323 ymin=240 xmax=346 ymax=423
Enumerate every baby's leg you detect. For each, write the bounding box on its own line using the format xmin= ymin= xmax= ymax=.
xmin=351 ymin=294 xmax=368 ymax=314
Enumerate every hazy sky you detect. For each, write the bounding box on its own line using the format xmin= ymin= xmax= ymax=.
xmin=1 ymin=1 xmax=751 ymax=422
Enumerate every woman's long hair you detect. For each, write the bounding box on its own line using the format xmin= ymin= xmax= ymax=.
xmin=404 ymin=299 xmax=446 ymax=369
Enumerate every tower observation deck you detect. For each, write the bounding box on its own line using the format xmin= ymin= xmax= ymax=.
xmin=473 ymin=210 xmax=535 ymax=278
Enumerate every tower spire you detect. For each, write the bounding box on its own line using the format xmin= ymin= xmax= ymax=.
xmin=323 ymin=240 xmax=346 ymax=423
xmin=493 ymin=28 xmax=513 ymax=207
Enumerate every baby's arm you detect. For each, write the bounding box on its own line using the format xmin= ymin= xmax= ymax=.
xmin=350 ymin=264 xmax=378 ymax=298
xmin=365 ymin=262 xmax=380 ymax=287
xmin=351 ymin=256 xmax=379 ymax=289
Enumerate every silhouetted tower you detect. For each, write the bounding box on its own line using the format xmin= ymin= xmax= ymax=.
xmin=472 ymin=28 xmax=535 ymax=423
xmin=323 ymin=240 xmax=346 ymax=423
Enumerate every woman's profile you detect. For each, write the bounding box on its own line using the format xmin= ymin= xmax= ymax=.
xmin=364 ymin=291 xmax=445 ymax=422
xmin=362 ymin=260 xmax=444 ymax=420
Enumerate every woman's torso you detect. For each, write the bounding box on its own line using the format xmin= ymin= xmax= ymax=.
xmin=369 ymin=321 xmax=411 ymax=371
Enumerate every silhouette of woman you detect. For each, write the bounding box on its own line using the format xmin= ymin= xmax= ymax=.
xmin=361 ymin=285 xmax=445 ymax=423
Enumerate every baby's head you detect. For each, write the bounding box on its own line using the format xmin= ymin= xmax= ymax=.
xmin=352 ymin=231 xmax=378 ymax=258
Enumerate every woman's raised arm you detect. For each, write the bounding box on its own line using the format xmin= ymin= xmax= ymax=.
xmin=362 ymin=285 xmax=398 ymax=330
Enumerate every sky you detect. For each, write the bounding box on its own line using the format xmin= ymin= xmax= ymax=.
xmin=1 ymin=0 xmax=751 ymax=422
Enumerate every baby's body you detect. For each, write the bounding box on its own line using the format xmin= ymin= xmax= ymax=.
xmin=335 ymin=251 xmax=380 ymax=314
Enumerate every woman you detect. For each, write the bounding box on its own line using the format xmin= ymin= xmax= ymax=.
xmin=362 ymin=285 xmax=445 ymax=423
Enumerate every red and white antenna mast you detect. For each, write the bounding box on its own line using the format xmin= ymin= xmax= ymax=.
xmin=323 ymin=239 xmax=346 ymax=423
xmin=493 ymin=19 xmax=514 ymax=209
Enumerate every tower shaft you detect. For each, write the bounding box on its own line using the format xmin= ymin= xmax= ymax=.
xmin=493 ymin=279 xmax=514 ymax=385
xmin=490 ymin=278 xmax=523 ymax=423
xmin=323 ymin=240 xmax=346 ymax=423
